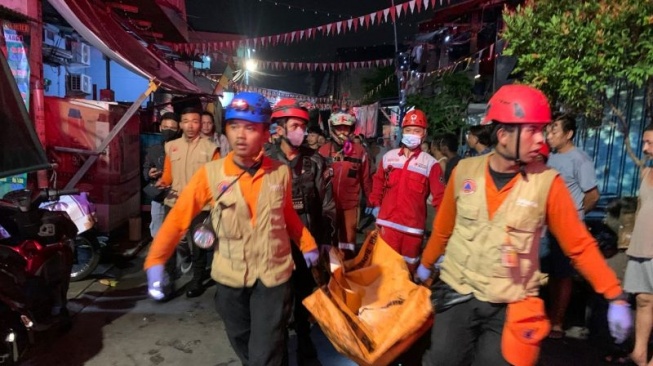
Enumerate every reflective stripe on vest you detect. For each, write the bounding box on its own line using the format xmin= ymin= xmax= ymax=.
xmin=375 ymin=218 xmax=424 ymax=235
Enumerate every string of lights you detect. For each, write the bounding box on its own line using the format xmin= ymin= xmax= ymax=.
xmin=363 ymin=42 xmax=497 ymax=100
xmin=255 ymin=0 xmax=353 ymax=19
xmin=177 ymin=0 xmax=435 ymax=54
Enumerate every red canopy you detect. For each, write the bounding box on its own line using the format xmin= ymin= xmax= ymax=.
xmin=48 ymin=0 xmax=201 ymax=94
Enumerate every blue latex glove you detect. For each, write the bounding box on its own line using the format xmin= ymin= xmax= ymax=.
xmin=607 ymin=301 xmax=632 ymax=344
xmin=416 ymin=264 xmax=431 ymax=283
xmin=146 ymin=264 xmax=168 ymax=301
xmin=364 ymin=207 xmax=373 ymax=215
xmin=371 ymin=207 xmax=380 ymax=218
xmin=303 ymin=249 xmax=319 ymax=268
xmin=434 ymin=255 xmax=445 ymax=270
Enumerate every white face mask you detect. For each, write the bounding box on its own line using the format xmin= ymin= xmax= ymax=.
xmin=401 ymin=133 xmax=422 ymax=149
xmin=286 ymin=127 xmax=305 ymax=147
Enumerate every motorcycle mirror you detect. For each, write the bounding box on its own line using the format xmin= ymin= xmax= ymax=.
xmin=192 ymin=223 xmax=216 ymax=249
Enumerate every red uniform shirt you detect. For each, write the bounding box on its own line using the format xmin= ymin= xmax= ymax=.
xmin=369 ymin=148 xmax=445 ymax=236
xmin=318 ymin=142 xmax=372 ymax=210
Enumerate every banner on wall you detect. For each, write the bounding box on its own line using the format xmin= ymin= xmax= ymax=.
xmin=0 ymin=21 xmax=31 ymax=194
xmin=1 ymin=21 xmax=31 ymax=108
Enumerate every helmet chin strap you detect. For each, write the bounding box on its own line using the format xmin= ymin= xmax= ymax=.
xmin=495 ymin=125 xmax=527 ymax=177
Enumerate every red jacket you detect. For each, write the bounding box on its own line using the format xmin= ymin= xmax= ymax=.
xmin=318 ymin=142 xmax=372 ymax=210
xmin=369 ymin=148 xmax=445 ymax=236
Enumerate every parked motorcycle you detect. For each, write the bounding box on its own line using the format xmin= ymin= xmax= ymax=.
xmin=0 ymin=188 xmax=78 ymax=365
xmin=40 ymin=192 xmax=106 ymax=281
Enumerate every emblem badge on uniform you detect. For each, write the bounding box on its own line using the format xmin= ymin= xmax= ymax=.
xmin=216 ymin=180 xmax=233 ymax=195
xmin=461 ymin=179 xmax=477 ymax=194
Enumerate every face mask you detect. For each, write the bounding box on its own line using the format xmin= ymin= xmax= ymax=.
xmin=161 ymin=129 xmax=178 ymax=142
xmin=285 ymin=128 xmax=305 ymax=147
xmin=401 ymin=133 xmax=422 ymax=149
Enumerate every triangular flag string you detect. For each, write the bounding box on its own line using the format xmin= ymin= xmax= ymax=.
xmin=178 ymin=0 xmax=427 ymax=54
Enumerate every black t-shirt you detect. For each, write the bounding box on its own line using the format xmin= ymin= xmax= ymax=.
xmin=488 ymin=166 xmax=518 ymax=191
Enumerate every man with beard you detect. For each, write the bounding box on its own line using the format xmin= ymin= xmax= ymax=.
xmin=266 ymin=98 xmax=336 ymax=364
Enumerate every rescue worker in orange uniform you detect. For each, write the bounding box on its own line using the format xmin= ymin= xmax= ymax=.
xmin=145 ymin=92 xmax=319 ymax=365
xmin=156 ymin=107 xmax=220 ymax=298
xmin=417 ymin=85 xmax=632 ymax=366
xmin=266 ymin=98 xmax=336 ymax=363
xmin=318 ymin=111 xmax=372 ymax=256
xmin=368 ymin=109 xmax=445 ymax=272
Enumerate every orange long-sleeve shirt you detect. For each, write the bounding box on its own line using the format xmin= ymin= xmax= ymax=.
xmin=159 ymin=147 xmax=220 ymax=186
xmin=145 ymin=153 xmax=317 ymax=269
xmin=421 ymin=165 xmax=622 ymax=300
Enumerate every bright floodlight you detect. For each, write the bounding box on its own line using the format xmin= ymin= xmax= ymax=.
xmin=245 ymin=59 xmax=257 ymax=72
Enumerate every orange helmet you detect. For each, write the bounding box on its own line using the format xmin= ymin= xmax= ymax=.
xmin=482 ymin=85 xmax=551 ymax=125
xmin=271 ymin=98 xmax=310 ymax=122
xmin=402 ymin=109 xmax=428 ymax=129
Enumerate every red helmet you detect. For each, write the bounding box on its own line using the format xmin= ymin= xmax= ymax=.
xmin=481 ymin=85 xmax=551 ymax=125
xmin=402 ymin=109 xmax=428 ymax=129
xmin=271 ymin=98 xmax=310 ymax=122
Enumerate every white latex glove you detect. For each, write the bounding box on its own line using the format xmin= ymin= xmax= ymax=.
xmin=303 ymin=249 xmax=319 ymax=268
xmin=416 ymin=264 xmax=432 ymax=283
xmin=607 ymin=300 xmax=633 ymax=344
xmin=146 ymin=264 xmax=168 ymax=301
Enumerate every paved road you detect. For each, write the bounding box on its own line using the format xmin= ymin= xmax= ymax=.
xmin=17 ymin=238 xmax=628 ymax=366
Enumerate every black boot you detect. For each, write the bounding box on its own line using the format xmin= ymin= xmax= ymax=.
xmin=185 ymin=279 xmax=205 ymax=298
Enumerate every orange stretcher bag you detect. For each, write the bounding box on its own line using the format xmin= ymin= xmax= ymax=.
xmin=303 ymin=231 xmax=433 ymax=366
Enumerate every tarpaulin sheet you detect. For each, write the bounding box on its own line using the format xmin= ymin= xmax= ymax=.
xmin=0 ymin=50 xmax=50 ymax=179
xmin=47 ymin=0 xmax=201 ymax=94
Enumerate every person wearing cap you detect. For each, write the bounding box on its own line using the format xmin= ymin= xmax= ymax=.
xmin=266 ymin=98 xmax=336 ymax=363
xmin=417 ymin=85 xmax=632 ymax=366
xmin=145 ymin=92 xmax=319 ymax=365
xmin=318 ymin=111 xmax=372 ymax=257
xmin=155 ymin=107 xmax=220 ymax=298
xmin=367 ymin=109 xmax=445 ymax=272
xmin=306 ymin=125 xmax=323 ymax=150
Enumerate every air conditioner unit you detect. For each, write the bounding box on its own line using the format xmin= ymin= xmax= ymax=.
xmin=66 ymin=74 xmax=92 ymax=95
xmin=70 ymin=41 xmax=91 ymax=67
xmin=43 ymin=24 xmax=65 ymax=49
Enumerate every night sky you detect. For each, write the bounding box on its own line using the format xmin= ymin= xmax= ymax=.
xmin=185 ymin=0 xmax=434 ymax=94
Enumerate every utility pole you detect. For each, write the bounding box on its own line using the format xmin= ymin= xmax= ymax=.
xmin=391 ymin=0 xmax=407 ymax=147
